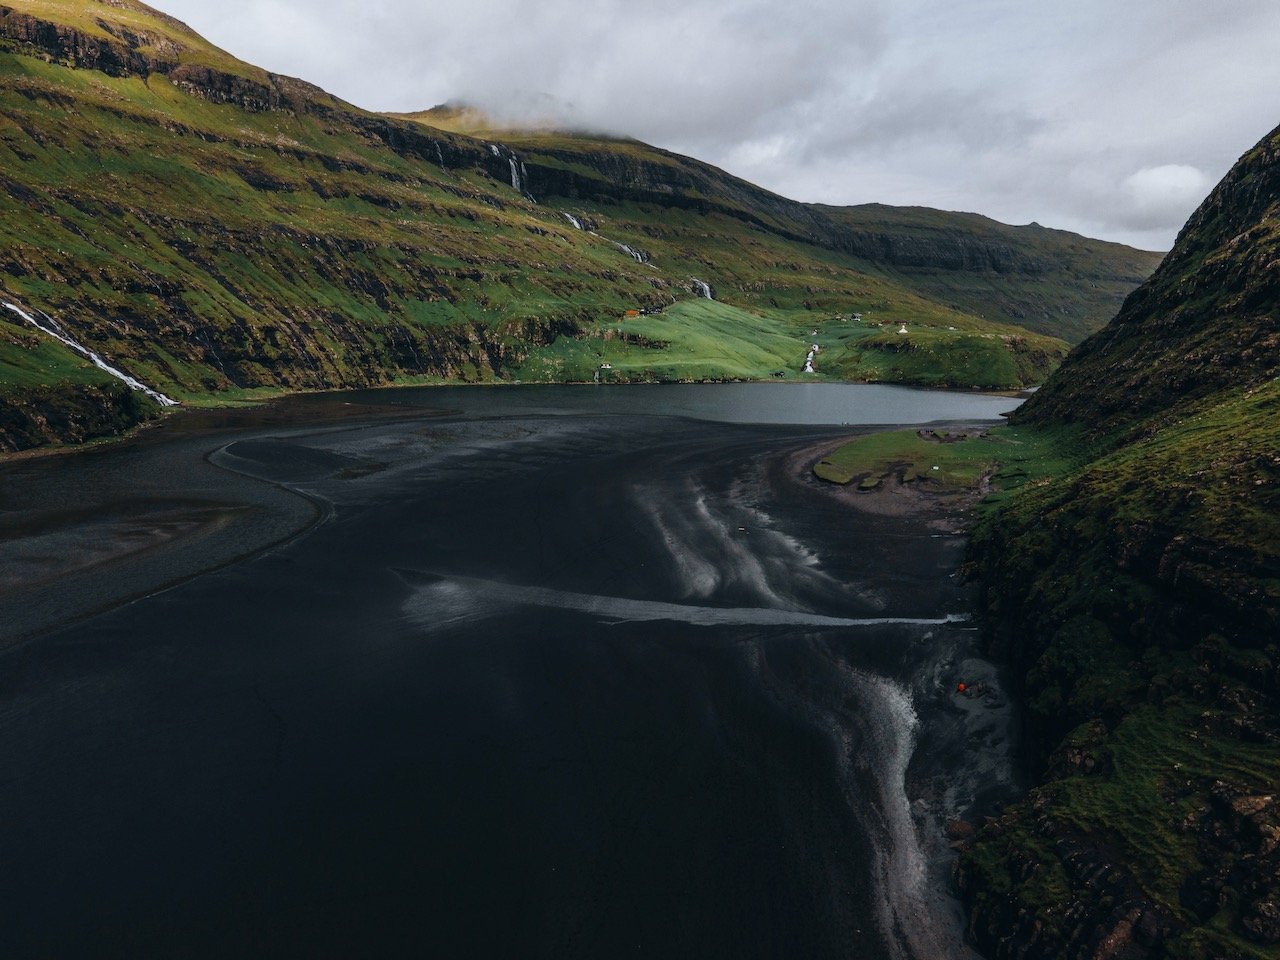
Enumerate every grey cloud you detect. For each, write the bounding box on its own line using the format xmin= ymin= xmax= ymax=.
xmin=163 ymin=0 xmax=1280 ymax=249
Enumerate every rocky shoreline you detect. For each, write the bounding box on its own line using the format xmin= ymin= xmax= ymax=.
xmin=0 ymin=381 xmax=159 ymax=452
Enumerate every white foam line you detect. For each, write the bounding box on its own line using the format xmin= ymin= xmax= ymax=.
xmin=4 ymin=301 xmax=178 ymax=406
xmin=839 ymin=667 xmax=980 ymax=960
xmin=637 ymin=492 xmax=722 ymax=599
xmin=405 ymin=573 xmax=964 ymax=629
xmin=853 ymin=672 xmax=934 ymax=959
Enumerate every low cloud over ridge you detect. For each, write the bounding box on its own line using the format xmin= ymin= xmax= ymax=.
xmin=165 ymin=0 xmax=1280 ymax=250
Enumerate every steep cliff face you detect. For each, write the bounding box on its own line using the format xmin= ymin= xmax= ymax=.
xmin=958 ymin=123 xmax=1280 ymax=960
xmin=0 ymin=6 xmax=158 ymax=76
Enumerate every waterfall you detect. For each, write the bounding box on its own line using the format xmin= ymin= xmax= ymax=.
xmin=615 ymin=243 xmax=648 ymax=264
xmin=691 ymin=279 xmax=714 ymax=300
xmin=4 ymin=301 xmax=178 ymax=406
xmin=498 ymin=150 xmax=534 ymax=201
xmin=561 ymin=213 xmax=648 ymax=263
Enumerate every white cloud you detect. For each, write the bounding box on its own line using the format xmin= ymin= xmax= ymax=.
xmin=1121 ymin=165 xmax=1213 ymax=231
xmin=158 ymin=0 xmax=1280 ymax=250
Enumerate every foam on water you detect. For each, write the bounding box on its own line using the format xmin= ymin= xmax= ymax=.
xmin=402 ymin=573 xmax=959 ymax=630
xmin=633 ymin=472 xmax=870 ymax=611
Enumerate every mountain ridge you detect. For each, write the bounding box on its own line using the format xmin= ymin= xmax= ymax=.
xmin=0 ymin=0 xmax=1159 ymax=452
xmin=1016 ymin=120 xmax=1280 ymax=433
xmin=405 ymin=102 xmax=1162 ymax=339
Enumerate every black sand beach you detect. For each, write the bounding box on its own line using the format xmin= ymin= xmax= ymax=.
xmin=0 ymin=385 xmax=1020 ymax=959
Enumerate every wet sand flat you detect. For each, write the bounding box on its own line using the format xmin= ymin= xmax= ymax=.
xmin=0 ymin=385 xmax=1021 ymax=959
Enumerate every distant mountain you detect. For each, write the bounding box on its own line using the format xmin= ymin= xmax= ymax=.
xmin=409 ymin=103 xmax=1161 ymax=343
xmin=960 ymin=122 xmax=1280 ymax=959
xmin=0 ymin=1 xmax=1158 ymax=450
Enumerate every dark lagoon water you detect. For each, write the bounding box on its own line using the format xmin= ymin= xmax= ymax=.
xmin=303 ymin=381 xmax=1024 ymax=425
xmin=0 ymin=384 xmax=1021 ymax=958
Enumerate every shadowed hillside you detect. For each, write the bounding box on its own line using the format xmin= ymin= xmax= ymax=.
xmin=958 ymin=122 xmax=1280 ymax=960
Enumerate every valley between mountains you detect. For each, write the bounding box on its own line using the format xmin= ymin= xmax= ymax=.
xmin=0 ymin=0 xmax=1159 ymax=451
xmin=1 ymin=3 xmax=1277 ymax=960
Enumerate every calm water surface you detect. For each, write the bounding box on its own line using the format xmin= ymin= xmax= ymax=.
xmin=327 ymin=381 xmax=1023 ymax=424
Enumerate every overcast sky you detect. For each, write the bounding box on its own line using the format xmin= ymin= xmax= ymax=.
xmin=161 ymin=0 xmax=1280 ymax=250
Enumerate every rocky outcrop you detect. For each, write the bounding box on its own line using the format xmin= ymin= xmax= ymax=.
xmin=0 ymin=7 xmax=164 ymax=76
xmin=167 ymin=63 xmax=284 ymax=112
xmin=0 ymin=7 xmax=356 ymax=121
xmin=956 ymin=813 xmax=1176 ymax=960
xmin=0 ymin=381 xmax=158 ymax=451
xmin=1185 ymin=784 xmax=1280 ymax=946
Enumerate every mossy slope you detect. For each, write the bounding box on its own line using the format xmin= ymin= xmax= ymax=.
xmin=957 ymin=123 xmax=1280 ymax=960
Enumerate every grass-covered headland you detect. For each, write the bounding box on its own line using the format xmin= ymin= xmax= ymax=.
xmin=818 ymin=121 xmax=1280 ymax=959
xmin=817 ymin=384 xmax=1278 ymax=958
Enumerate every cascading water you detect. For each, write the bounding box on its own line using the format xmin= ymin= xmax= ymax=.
xmin=691 ymin=279 xmax=714 ymax=300
xmin=4 ymin=301 xmax=178 ymax=406
xmin=498 ymin=149 xmax=534 ymax=202
xmin=560 ymin=212 xmax=649 ymax=264
xmin=615 ymin=243 xmax=648 ymax=264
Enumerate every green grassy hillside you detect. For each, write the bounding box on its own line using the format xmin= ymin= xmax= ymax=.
xmin=413 ymin=105 xmax=1162 ymax=343
xmin=951 ymin=123 xmax=1280 ymax=960
xmin=0 ymin=1 xmax=1155 ymax=451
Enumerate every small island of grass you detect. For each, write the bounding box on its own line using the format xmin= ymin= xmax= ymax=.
xmin=812 ymin=425 xmax=1076 ymax=500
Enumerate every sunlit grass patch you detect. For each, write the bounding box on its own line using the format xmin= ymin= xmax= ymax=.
xmin=812 ymin=425 xmax=1079 ymax=493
